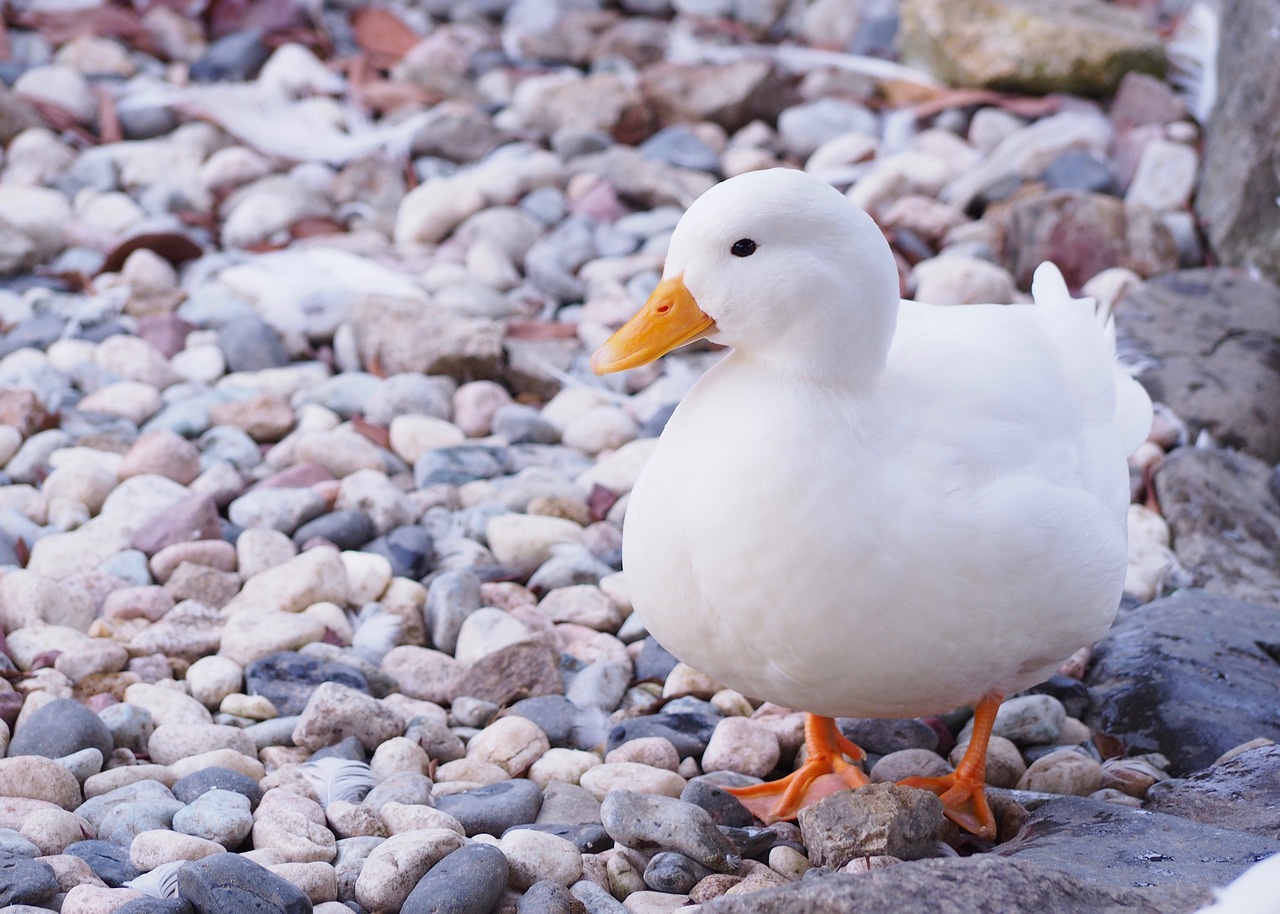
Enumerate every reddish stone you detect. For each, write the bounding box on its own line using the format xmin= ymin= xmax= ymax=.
xmin=247 ymin=462 xmax=335 ymax=493
xmin=130 ymin=493 xmax=222 ymax=556
xmin=136 ymin=314 xmax=197 ymax=359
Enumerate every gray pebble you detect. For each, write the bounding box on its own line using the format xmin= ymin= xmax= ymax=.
xmin=401 ymin=842 xmax=509 ymax=914
xmin=643 ymin=850 xmax=713 ymax=894
xmin=599 ymin=790 xmax=739 ymax=873
xmin=172 ymin=788 xmax=254 ymax=848
xmin=6 ymin=698 xmax=114 ymax=761
xmin=434 ymin=779 xmax=543 ymax=837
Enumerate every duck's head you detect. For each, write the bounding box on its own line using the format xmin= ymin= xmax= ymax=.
xmin=591 ymin=167 xmax=899 ymax=385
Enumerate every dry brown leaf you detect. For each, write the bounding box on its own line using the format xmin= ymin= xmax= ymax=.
xmin=99 ymin=232 xmax=204 ymax=275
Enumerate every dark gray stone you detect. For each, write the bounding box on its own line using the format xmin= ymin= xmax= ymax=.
xmin=643 ymin=851 xmax=713 ymax=894
xmin=638 ymin=126 xmax=721 ymax=174
xmin=570 ymin=880 xmax=627 ymax=914
xmin=491 ymin=404 xmax=560 ymax=445
xmin=434 ymin=779 xmax=543 ymax=837
xmin=1195 ymin=0 xmax=1280 ymax=285
xmin=517 ymin=879 xmax=586 ymax=914
xmin=401 ymin=842 xmax=508 ymax=914
xmin=1040 ymin=150 xmax=1115 ymax=194
xmin=1086 ymin=590 xmax=1280 ymax=774
xmin=997 ymin=796 xmax=1280 ymax=891
xmin=245 ymin=651 xmax=370 ymax=717
xmin=606 ymin=712 xmax=720 ymax=760
xmin=292 ymin=511 xmax=376 ymax=550
xmin=837 ymin=717 xmax=940 ymax=755
xmin=1153 ymin=448 xmax=1280 ymax=605
xmin=64 ymin=840 xmax=142 ymax=887
xmin=1025 ymin=675 xmax=1091 ymax=720
xmin=217 ymin=315 xmax=290 ymax=372
xmin=698 ymin=856 xmax=1211 ymax=914
xmin=1119 ymin=270 xmax=1280 ymax=463
xmin=177 ymin=851 xmax=312 ymax=914
xmin=172 ymin=767 xmax=265 ymax=811
xmin=426 ymin=569 xmax=483 ymax=656
xmin=1144 ymin=744 xmax=1280 ymax=837
xmin=5 ymin=698 xmax=114 ymax=761
xmin=414 ymin=445 xmax=510 ymax=488
xmin=0 ymin=852 xmax=59 ymax=907
xmin=190 ymin=30 xmax=270 ymax=83
xmin=680 ymin=777 xmax=755 ymax=829
xmin=363 ymin=525 xmax=435 ymax=580
xmin=600 ymin=790 xmax=740 ymax=873
xmin=508 ymin=695 xmax=582 ymax=749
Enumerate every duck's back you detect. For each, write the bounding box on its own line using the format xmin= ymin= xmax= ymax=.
xmin=623 ymin=265 xmax=1151 ymax=718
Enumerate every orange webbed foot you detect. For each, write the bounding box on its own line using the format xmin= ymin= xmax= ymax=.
xmin=724 ymin=715 xmax=869 ymax=824
xmin=898 ymin=693 xmax=1003 ymax=840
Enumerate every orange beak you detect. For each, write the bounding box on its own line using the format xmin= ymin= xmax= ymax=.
xmin=590 ymin=276 xmax=717 ymax=374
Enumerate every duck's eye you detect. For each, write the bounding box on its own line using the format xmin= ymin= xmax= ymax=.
xmin=730 ymin=238 xmax=757 ymax=258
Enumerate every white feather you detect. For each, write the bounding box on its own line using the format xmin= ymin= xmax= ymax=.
xmin=124 ymin=860 xmax=185 ymax=898
xmin=299 ymin=757 xmax=378 ymax=807
xmin=352 ymin=608 xmax=404 ymax=665
xmin=1193 ymin=853 xmax=1280 ymax=914
xmin=1168 ymin=1 xmax=1220 ymax=124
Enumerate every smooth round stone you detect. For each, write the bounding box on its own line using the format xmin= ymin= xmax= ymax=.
xmin=244 ymin=651 xmax=369 ymax=717
xmin=433 ymin=779 xmax=543 ymax=837
xmin=1017 ymin=748 xmax=1103 ymax=796
xmin=971 ymin=695 xmax=1067 ymax=747
xmin=399 ymin=842 xmax=507 ymax=914
xmin=1025 ymin=674 xmax=1091 ymax=720
xmin=97 ymin=799 xmax=186 ymax=846
xmin=178 ymin=849 xmax=311 ymax=914
xmin=869 ymin=748 xmax=951 ymax=784
xmin=362 ymin=525 xmax=435 ymax=580
xmin=290 ymin=510 xmax=375 ymax=549
xmin=216 ymin=317 xmax=290 ymax=373
xmin=6 ymin=698 xmax=114 ymax=762
xmin=500 ymin=826 xmax=583 ymax=890
xmin=600 ymin=790 xmax=738 ymax=874
xmin=0 ymin=830 xmax=41 ymax=858
xmin=114 ymin=898 xmax=194 ymax=914
xmin=62 ymin=839 xmax=141 ymax=887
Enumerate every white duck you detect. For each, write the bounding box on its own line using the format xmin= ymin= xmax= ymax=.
xmin=591 ymin=168 xmax=1152 ymax=838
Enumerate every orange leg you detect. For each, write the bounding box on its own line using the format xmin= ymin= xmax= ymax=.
xmin=724 ymin=715 xmax=869 ymax=824
xmin=898 ymin=693 xmax=1001 ymax=840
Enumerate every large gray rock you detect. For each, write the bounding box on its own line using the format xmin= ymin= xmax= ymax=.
xmin=899 ymin=0 xmax=1165 ymax=96
xmin=996 ymin=797 xmax=1280 ymax=890
xmin=1145 ymin=744 xmax=1280 ymax=838
xmin=1195 ymin=0 xmax=1280 ymax=284
xmin=1118 ymin=269 xmax=1280 ymax=463
xmin=1154 ymin=448 xmax=1280 ymax=604
xmin=1086 ymin=590 xmax=1280 ymax=774
xmin=698 ymin=855 xmax=1209 ymax=914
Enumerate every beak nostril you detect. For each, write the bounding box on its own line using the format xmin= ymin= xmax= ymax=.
xmin=656 ymin=304 xmax=671 ymax=313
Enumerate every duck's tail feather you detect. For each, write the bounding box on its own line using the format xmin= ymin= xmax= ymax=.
xmin=1031 ymin=262 xmax=1153 ymax=457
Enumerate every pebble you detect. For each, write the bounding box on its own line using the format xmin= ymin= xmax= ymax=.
xmin=1017 ymin=748 xmax=1104 ymax=796
xmin=434 ymin=779 xmax=545 ymax=837
xmin=796 ymin=784 xmax=944 ymax=868
xmin=401 ymin=842 xmax=509 ymax=914
xmin=354 ymin=829 xmax=465 ymax=912
xmin=6 ymin=698 xmax=114 ymax=762
xmin=700 ymin=717 xmax=780 ymax=778
xmin=178 ymin=851 xmax=312 ymax=914
xmin=501 ymin=827 xmax=584 ymax=889
xmin=600 ymin=790 xmax=738 ymax=873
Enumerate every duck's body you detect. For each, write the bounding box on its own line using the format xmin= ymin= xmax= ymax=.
xmin=627 ymin=298 xmax=1131 ymax=718
xmin=591 ymin=167 xmax=1152 ymax=834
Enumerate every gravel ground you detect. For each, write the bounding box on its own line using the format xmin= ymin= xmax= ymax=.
xmin=1 ymin=0 xmax=1278 ymax=912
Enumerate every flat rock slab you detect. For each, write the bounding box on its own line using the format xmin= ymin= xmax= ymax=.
xmin=1086 ymin=589 xmax=1280 ymax=773
xmin=1119 ymin=269 xmax=1280 ymax=463
xmin=1145 ymin=744 xmax=1280 ymax=838
xmin=698 ymin=855 xmax=1209 ymax=914
xmin=996 ymin=797 xmax=1280 ymax=890
xmin=1154 ymin=448 xmax=1280 ymax=605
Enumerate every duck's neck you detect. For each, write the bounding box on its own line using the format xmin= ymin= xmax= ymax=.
xmin=732 ymin=294 xmax=898 ymax=394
